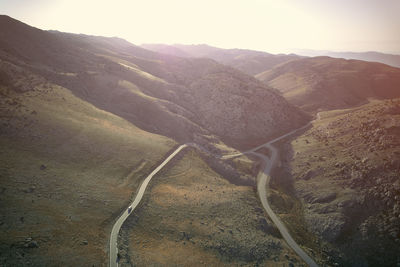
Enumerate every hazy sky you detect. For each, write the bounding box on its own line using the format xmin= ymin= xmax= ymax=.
xmin=1 ymin=0 xmax=399 ymax=54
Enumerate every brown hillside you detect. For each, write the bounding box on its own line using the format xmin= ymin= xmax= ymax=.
xmin=273 ymin=99 xmax=400 ymax=266
xmin=256 ymin=56 xmax=400 ymax=113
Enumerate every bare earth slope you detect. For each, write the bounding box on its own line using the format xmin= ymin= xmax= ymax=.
xmin=256 ymin=56 xmax=400 ymax=113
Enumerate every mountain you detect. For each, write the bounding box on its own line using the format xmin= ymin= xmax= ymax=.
xmin=273 ymin=99 xmax=400 ymax=266
xmin=296 ymin=49 xmax=400 ymax=68
xmin=141 ymin=43 xmax=301 ymax=76
xmin=256 ymin=56 xmax=400 ymax=113
xmin=0 ymin=15 xmax=308 ymax=149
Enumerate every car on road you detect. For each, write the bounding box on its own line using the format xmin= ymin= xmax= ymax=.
xmin=128 ymin=206 xmax=132 ymax=213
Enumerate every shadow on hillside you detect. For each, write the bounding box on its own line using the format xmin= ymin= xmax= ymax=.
xmin=260 ymin=124 xmax=326 ymax=257
xmin=269 ymin=125 xmax=311 ymax=197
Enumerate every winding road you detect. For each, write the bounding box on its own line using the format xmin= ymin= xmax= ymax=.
xmin=251 ymin=140 xmax=318 ymax=267
xmin=233 ymin=123 xmax=317 ymax=266
xmin=109 ymin=144 xmax=188 ymax=267
xmin=109 ymin=122 xmax=318 ymax=267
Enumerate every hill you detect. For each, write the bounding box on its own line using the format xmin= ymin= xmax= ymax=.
xmin=296 ymin=49 xmax=400 ymax=68
xmin=256 ymin=56 xmax=400 ymax=113
xmin=141 ymin=43 xmax=301 ymax=76
xmin=0 ymin=61 xmax=176 ymax=265
xmin=271 ymin=99 xmax=400 ymax=266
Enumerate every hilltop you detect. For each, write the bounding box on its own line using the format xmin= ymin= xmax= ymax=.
xmin=296 ymin=49 xmax=400 ymax=68
xmin=256 ymin=56 xmax=400 ymax=113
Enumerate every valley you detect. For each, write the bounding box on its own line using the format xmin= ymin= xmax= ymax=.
xmin=118 ymin=148 xmax=303 ymax=266
xmin=1 ymin=13 xmax=400 ymax=267
xmin=111 ymin=122 xmax=321 ymax=266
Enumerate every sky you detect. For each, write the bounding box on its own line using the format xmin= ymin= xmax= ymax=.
xmin=1 ymin=0 xmax=399 ymax=54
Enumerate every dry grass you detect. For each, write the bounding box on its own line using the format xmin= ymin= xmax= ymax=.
xmin=119 ymin=148 xmax=305 ymax=266
xmin=258 ymin=57 xmax=400 ymax=113
xmin=0 ymin=82 xmax=175 ymax=266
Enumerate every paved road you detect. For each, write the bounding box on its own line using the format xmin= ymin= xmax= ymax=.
xmin=222 ymin=123 xmax=311 ymax=160
xmin=109 ymin=144 xmax=188 ymax=267
xmin=252 ymin=146 xmax=318 ymax=267
xmin=222 ymin=122 xmax=318 ymax=266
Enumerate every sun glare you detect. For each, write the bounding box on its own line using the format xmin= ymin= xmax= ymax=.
xmin=1 ymin=0 xmax=398 ymax=53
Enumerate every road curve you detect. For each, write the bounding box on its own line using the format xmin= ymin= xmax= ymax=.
xmin=109 ymin=123 xmax=317 ymax=266
xmin=252 ymin=146 xmax=318 ymax=267
xmin=250 ymin=123 xmax=317 ymax=266
xmin=222 ymin=123 xmax=311 ymax=160
xmin=109 ymin=144 xmax=188 ymax=267
xmin=223 ymin=122 xmax=318 ymax=266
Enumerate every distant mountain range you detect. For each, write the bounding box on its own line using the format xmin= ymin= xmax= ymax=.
xmin=295 ymin=49 xmax=400 ymax=68
xmin=143 ymin=43 xmax=400 ymax=114
xmin=141 ymin=43 xmax=301 ymax=75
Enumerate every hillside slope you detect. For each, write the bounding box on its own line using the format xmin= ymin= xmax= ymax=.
xmin=1 ymin=15 xmax=308 ymax=149
xmin=274 ymin=99 xmax=400 ymax=266
xmin=142 ymin=43 xmax=301 ymax=76
xmin=0 ymin=62 xmax=176 ymax=266
xmin=256 ymin=56 xmax=400 ymax=113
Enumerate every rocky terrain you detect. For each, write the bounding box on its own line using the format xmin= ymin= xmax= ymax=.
xmin=273 ymin=99 xmax=400 ymax=266
xmin=256 ymin=56 xmax=400 ymax=113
